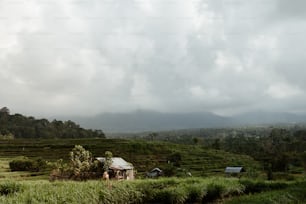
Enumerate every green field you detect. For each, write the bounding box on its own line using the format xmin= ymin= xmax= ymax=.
xmin=0 ymin=138 xmax=259 ymax=177
xmin=0 ymin=138 xmax=305 ymax=203
xmin=0 ymin=177 xmax=305 ymax=203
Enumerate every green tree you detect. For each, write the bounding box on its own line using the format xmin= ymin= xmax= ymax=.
xmin=103 ymin=151 xmax=113 ymax=172
xmin=192 ymin=137 xmax=199 ymax=145
xmin=69 ymin=145 xmax=93 ymax=179
xmin=167 ymin=152 xmax=182 ymax=167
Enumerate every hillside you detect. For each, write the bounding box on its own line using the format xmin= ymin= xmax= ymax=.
xmin=0 ymin=138 xmax=259 ymax=176
xmin=0 ymin=108 xmax=105 ymax=139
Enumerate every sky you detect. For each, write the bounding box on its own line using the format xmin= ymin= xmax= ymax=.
xmin=1 ymin=0 xmax=306 ymax=117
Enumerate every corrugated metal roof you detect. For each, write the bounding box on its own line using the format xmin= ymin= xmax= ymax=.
xmin=96 ymin=157 xmax=133 ymax=170
xmin=150 ymin=168 xmax=162 ymax=173
xmin=225 ymin=167 xmax=244 ymax=173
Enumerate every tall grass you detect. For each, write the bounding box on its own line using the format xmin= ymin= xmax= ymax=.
xmin=226 ymin=180 xmax=306 ymax=204
xmin=0 ymin=177 xmax=300 ymax=204
xmin=0 ymin=177 xmax=245 ymax=204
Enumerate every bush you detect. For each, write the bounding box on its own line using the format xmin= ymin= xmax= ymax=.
xmin=151 ymin=187 xmax=187 ymax=204
xmin=184 ymin=183 xmax=207 ymax=203
xmin=0 ymin=181 xmax=22 ymax=196
xmin=203 ymin=183 xmax=225 ymax=202
xmin=239 ymin=179 xmax=288 ymax=194
xmin=9 ymin=157 xmax=47 ymax=172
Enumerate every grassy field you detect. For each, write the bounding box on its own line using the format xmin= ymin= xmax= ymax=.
xmin=0 ymin=138 xmax=305 ymax=203
xmin=0 ymin=157 xmax=49 ymax=181
xmin=0 ymin=177 xmax=235 ymax=203
xmin=0 ymin=177 xmax=304 ymax=203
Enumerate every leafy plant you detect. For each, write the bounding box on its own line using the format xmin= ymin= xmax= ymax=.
xmin=0 ymin=181 xmax=22 ymax=196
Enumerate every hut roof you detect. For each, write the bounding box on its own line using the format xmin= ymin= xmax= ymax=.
xmin=225 ymin=167 xmax=245 ymax=173
xmin=96 ymin=157 xmax=133 ymax=170
xmin=150 ymin=168 xmax=162 ymax=173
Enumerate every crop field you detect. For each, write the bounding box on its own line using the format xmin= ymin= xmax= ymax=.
xmin=0 ymin=138 xmax=259 ymax=177
xmin=0 ymin=177 xmax=305 ymax=203
xmin=0 ymin=138 xmax=305 ymax=203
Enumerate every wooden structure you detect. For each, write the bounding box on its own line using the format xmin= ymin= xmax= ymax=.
xmin=96 ymin=157 xmax=134 ymax=180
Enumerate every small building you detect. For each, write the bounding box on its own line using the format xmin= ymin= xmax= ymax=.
xmin=96 ymin=157 xmax=134 ymax=180
xmin=146 ymin=168 xmax=163 ymax=178
xmin=225 ymin=167 xmax=245 ymax=177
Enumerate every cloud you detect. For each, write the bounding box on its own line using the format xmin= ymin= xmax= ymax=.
xmin=0 ymin=0 xmax=306 ymax=117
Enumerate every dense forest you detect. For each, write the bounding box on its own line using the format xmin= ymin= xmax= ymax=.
xmin=137 ymin=126 xmax=306 ymax=178
xmin=0 ymin=107 xmax=105 ymax=139
xmin=108 ymin=125 xmax=306 ymax=179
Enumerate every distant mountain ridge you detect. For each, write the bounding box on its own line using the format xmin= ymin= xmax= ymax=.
xmin=72 ymin=110 xmax=229 ymax=132
xmin=71 ymin=110 xmax=306 ymax=133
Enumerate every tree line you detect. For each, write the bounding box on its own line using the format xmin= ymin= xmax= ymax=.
xmin=0 ymin=107 xmax=105 ymax=139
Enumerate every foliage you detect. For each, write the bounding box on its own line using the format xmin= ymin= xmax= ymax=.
xmin=9 ymin=157 xmax=47 ymax=172
xmin=69 ymin=145 xmax=93 ymax=179
xmin=239 ymin=179 xmax=288 ymax=194
xmin=226 ymin=181 xmax=306 ymax=204
xmin=103 ymin=151 xmax=113 ymax=172
xmin=0 ymin=178 xmax=304 ymax=203
xmin=0 ymin=133 xmax=14 ymax=140
xmin=50 ymin=145 xmax=101 ymax=181
xmin=0 ymin=108 xmax=105 ymax=139
xmin=0 ymin=181 xmax=23 ymax=196
xmin=0 ymin=138 xmax=260 ymax=178
xmin=167 ymin=152 xmax=182 ymax=167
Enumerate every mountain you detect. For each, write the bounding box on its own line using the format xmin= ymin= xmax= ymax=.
xmin=71 ymin=110 xmax=306 ymax=133
xmin=72 ymin=110 xmax=230 ymax=133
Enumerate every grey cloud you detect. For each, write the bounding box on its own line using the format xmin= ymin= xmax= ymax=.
xmin=0 ymin=0 xmax=306 ymax=117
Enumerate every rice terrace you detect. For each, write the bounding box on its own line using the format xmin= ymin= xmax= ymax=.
xmin=0 ymin=108 xmax=306 ymax=203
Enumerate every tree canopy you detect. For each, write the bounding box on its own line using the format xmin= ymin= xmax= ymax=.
xmin=0 ymin=107 xmax=105 ymax=139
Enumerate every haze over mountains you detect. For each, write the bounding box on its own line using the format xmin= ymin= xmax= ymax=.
xmin=70 ymin=110 xmax=306 ymax=133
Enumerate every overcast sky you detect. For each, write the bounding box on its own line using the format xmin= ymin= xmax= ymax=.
xmin=1 ymin=0 xmax=306 ymax=117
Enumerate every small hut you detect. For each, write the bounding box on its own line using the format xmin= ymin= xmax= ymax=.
xmin=96 ymin=157 xmax=134 ymax=180
xmin=225 ymin=167 xmax=245 ymax=177
xmin=146 ymin=168 xmax=163 ymax=178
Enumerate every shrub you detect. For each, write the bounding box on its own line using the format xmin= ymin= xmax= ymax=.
xmin=184 ymin=183 xmax=207 ymax=203
xmin=239 ymin=179 xmax=288 ymax=194
xmin=203 ymin=183 xmax=225 ymax=202
xmin=9 ymin=157 xmax=47 ymax=172
xmin=0 ymin=181 xmax=22 ymax=196
xmin=9 ymin=157 xmax=34 ymax=172
xmin=151 ymin=187 xmax=187 ymax=204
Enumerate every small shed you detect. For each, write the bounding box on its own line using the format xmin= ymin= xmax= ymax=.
xmin=225 ymin=167 xmax=245 ymax=174
xmin=96 ymin=157 xmax=134 ymax=180
xmin=146 ymin=168 xmax=163 ymax=178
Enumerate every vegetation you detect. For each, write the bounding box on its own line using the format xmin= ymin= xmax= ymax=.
xmin=0 ymin=109 xmax=305 ymax=202
xmin=0 ymin=177 xmax=303 ymax=204
xmin=0 ymin=138 xmax=259 ymax=177
xmin=9 ymin=157 xmax=47 ymax=172
xmin=227 ymin=181 xmax=306 ymax=204
xmin=139 ymin=126 xmax=306 ymax=179
xmin=0 ymin=107 xmax=105 ymax=139
xmin=0 ymin=177 xmax=244 ymax=203
xmin=50 ymin=145 xmax=104 ymax=181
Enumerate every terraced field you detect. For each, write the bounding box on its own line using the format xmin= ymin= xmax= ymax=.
xmin=0 ymin=138 xmax=260 ymax=177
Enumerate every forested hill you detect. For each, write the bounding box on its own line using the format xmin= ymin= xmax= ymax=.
xmin=0 ymin=107 xmax=105 ymax=139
